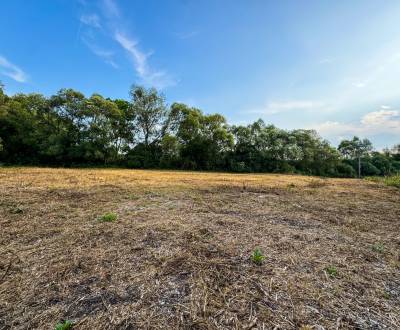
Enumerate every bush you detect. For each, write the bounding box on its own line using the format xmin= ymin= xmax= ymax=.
xmin=361 ymin=161 xmax=380 ymax=176
xmin=335 ymin=162 xmax=356 ymax=178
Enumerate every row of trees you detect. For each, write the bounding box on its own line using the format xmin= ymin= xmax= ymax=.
xmin=0 ymin=83 xmax=399 ymax=177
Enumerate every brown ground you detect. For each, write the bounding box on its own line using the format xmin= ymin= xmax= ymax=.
xmin=0 ymin=168 xmax=399 ymax=329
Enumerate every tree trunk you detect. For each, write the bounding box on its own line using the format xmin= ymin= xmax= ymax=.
xmin=358 ymin=156 xmax=361 ymax=178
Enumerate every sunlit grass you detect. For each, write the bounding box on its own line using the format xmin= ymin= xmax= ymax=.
xmin=366 ymin=175 xmax=400 ymax=188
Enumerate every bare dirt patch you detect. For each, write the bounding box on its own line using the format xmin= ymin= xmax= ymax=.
xmin=0 ymin=168 xmax=399 ymax=329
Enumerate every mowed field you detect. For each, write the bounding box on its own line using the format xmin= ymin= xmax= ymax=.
xmin=0 ymin=168 xmax=399 ymax=329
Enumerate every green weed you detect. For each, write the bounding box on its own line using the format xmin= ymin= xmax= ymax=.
xmin=98 ymin=212 xmax=118 ymax=222
xmin=250 ymin=248 xmax=265 ymax=265
xmin=325 ymin=265 xmax=337 ymax=277
xmin=372 ymin=242 xmax=385 ymax=253
xmin=55 ymin=320 xmax=73 ymax=330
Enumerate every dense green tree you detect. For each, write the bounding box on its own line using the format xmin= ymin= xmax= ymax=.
xmin=338 ymin=136 xmax=373 ymax=177
xmin=129 ymin=85 xmax=169 ymax=147
xmin=0 ymin=83 xmax=397 ymax=177
xmin=391 ymin=144 xmax=400 ymax=161
xmin=170 ymin=103 xmax=233 ymax=169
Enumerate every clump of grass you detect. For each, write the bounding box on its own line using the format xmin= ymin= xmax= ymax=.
xmin=250 ymin=248 xmax=265 ymax=265
xmin=325 ymin=265 xmax=337 ymax=277
xmin=384 ymin=175 xmax=400 ymax=188
xmin=372 ymin=242 xmax=385 ymax=253
xmin=55 ymin=320 xmax=73 ymax=330
xmin=98 ymin=212 xmax=118 ymax=222
xmin=366 ymin=175 xmax=400 ymax=188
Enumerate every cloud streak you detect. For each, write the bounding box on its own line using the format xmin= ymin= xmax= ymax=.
xmin=0 ymin=55 xmax=28 ymax=83
xmin=80 ymin=13 xmax=101 ymax=29
xmin=249 ymin=100 xmax=325 ymax=115
xmin=102 ymin=0 xmax=120 ymax=18
xmin=114 ymin=31 xmax=175 ymax=88
xmin=78 ymin=0 xmax=175 ymax=88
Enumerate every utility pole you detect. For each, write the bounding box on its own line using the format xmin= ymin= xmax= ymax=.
xmin=358 ymin=155 xmax=361 ymax=178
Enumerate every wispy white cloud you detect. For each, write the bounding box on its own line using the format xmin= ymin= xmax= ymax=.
xmin=82 ymin=37 xmax=118 ymax=68
xmin=102 ymin=0 xmax=120 ymax=18
xmin=249 ymin=100 xmax=325 ymax=115
xmin=114 ymin=32 xmax=148 ymax=77
xmin=0 ymin=55 xmax=28 ymax=83
xmin=78 ymin=0 xmax=176 ymax=88
xmin=175 ymin=30 xmax=200 ymax=40
xmin=80 ymin=13 xmax=101 ymax=29
xmin=361 ymin=109 xmax=400 ymax=130
xmin=311 ymin=107 xmax=400 ymax=138
xmin=115 ymin=31 xmax=176 ymax=88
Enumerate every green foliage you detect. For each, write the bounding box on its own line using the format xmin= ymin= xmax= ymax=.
xmin=250 ymin=248 xmax=265 ymax=265
xmin=55 ymin=320 xmax=73 ymax=330
xmin=325 ymin=265 xmax=337 ymax=277
xmin=335 ymin=162 xmax=357 ymax=178
xmin=99 ymin=212 xmax=118 ymax=222
xmin=384 ymin=175 xmax=400 ymax=188
xmin=338 ymin=136 xmax=373 ymax=159
xmin=0 ymin=83 xmax=397 ymax=178
xmin=366 ymin=175 xmax=400 ymax=188
xmin=371 ymin=242 xmax=385 ymax=253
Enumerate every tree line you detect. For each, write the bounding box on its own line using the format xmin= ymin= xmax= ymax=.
xmin=0 ymin=83 xmax=399 ymax=177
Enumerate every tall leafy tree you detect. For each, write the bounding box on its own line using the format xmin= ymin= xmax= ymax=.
xmin=129 ymin=85 xmax=169 ymax=147
xmin=338 ymin=136 xmax=373 ymax=177
xmin=170 ymin=103 xmax=233 ymax=169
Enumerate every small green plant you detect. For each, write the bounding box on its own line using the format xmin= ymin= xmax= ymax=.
xmin=325 ymin=265 xmax=337 ymax=277
xmin=55 ymin=320 xmax=73 ymax=330
xmin=372 ymin=242 xmax=385 ymax=253
xmin=98 ymin=212 xmax=118 ymax=222
xmin=250 ymin=248 xmax=265 ymax=265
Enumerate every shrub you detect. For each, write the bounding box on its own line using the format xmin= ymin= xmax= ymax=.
xmin=361 ymin=161 xmax=381 ymax=176
xmin=335 ymin=162 xmax=356 ymax=178
xmin=250 ymin=248 xmax=265 ymax=265
xmin=98 ymin=212 xmax=118 ymax=222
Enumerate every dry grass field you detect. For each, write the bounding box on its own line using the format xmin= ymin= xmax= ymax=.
xmin=0 ymin=168 xmax=399 ymax=329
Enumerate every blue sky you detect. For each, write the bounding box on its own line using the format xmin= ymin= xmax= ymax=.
xmin=1 ymin=0 xmax=400 ymax=149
